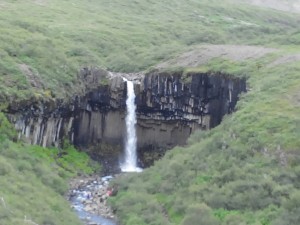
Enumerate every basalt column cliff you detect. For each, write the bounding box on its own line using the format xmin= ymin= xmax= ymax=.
xmin=6 ymin=69 xmax=246 ymax=167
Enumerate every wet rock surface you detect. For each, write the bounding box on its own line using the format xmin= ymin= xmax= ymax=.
xmin=68 ymin=175 xmax=118 ymax=225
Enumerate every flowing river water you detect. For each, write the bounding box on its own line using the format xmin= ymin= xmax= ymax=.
xmin=69 ymin=175 xmax=118 ymax=225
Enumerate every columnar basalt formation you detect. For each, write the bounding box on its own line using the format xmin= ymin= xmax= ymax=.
xmin=6 ymin=68 xmax=246 ymax=167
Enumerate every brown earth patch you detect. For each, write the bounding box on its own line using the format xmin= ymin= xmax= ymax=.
xmin=236 ymin=0 xmax=300 ymax=13
xmin=290 ymin=90 xmax=300 ymax=107
xmin=0 ymin=3 xmax=7 ymax=9
xmin=33 ymin=0 xmax=48 ymax=6
xmin=18 ymin=64 xmax=44 ymax=89
xmin=268 ymin=54 xmax=300 ymax=67
xmin=156 ymin=45 xmax=276 ymax=69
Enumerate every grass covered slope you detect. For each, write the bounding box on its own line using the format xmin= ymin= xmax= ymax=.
xmin=109 ymin=56 xmax=300 ymax=225
xmin=0 ymin=0 xmax=300 ymax=225
xmin=1 ymin=0 xmax=300 ymax=101
xmin=0 ymin=113 xmax=99 ymax=225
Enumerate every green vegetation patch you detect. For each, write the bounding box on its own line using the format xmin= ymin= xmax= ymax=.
xmin=110 ymin=57 xmax=300 ymax=225
xmin=0 ymin=0 xmax=300 ymax=224
xmin=0 ymin=112 xmax=100 ymax=225
xmin=1 ymin=0 xmax=300 ymax=101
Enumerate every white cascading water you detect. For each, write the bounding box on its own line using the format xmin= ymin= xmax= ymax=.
xmin=121 ymin=79 xmax=141 ymax=172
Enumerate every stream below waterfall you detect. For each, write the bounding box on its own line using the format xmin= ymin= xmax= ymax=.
xmin=69 ymin=79 xmax=140 ymax=225
xmin=69 ymin=175 xmax=118 ymax=225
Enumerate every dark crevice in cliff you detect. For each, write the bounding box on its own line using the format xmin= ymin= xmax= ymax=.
xmin=5 ymin=68 xmax=246 ymax=170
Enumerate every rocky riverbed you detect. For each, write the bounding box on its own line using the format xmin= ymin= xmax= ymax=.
xmin=68 ymin=175 xmax=118 ymax=225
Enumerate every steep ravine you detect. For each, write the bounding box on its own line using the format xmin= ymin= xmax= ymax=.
xmin=5 ymin=69 xmax=246 ymax=169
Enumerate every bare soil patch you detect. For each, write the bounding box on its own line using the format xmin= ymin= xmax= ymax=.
xmin=238 ymin=0 xmax=300 ymax=13
xmin=33 ymin=0 xmax=48 ymax=6
xmin=0 ymin=2 xmax=7 ymax=9
xmin=156 ymin=45 xmax=275 ymax=69
xmin=18 ymin=64 xmax=44 ymax=89
xmin=268 ymin=54 xmax=300 ymax=67
xmin=290 ymin=90 xmax=300 ymax=107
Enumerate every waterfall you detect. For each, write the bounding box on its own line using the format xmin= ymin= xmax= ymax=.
xmin=121 ymin=79 xmax=141 ymax=172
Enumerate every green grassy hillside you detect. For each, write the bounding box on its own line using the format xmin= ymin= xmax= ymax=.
xmin=0 ymin=0 xmax=300 ymax=101
xmin=110 ymin=55 xmax=300 ymax=225
xmin=0 ymin=0 xmax=300 ymax=225
xmin=0 ymin=113 xmax=99 ymax=225
xmin=104 ymin=2 xmax=299 ymax=225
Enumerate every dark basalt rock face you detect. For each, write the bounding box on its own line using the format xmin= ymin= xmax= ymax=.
xmin=139 ymin=71 xmax=246 ymax=128
xmin=6 ymin=68 xmax=246 ymax=168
